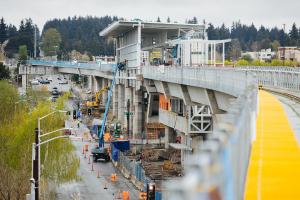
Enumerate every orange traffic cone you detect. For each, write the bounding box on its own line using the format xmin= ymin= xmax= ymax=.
xmin=117 ymin=189 xmax=122 ymax=199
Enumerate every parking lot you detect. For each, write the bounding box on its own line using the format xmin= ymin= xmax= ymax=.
xmin=31 ymin=74 xmax=71 ymax=93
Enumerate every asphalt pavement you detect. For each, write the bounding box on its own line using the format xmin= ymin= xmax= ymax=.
xmin=31 ymin=74 xmax=71 ymax=93
xmin=56 ymin=100 xmax=139 ymax=200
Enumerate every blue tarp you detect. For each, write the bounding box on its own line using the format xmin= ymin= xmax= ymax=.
xmin=111 ymin=140 xmax=130 ymax=152
xmin=111 ymin=146 xmax=119 ymax=161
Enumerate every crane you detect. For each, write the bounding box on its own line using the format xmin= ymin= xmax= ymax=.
xmin=91 ymin=62 xmax=126 ymax=162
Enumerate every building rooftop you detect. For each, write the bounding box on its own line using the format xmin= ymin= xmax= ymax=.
xmin=99 ymin=20 xmax=205 ymax=37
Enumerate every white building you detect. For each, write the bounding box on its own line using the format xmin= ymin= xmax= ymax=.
xmin=242 ymin=48 xmax=275 ymax=61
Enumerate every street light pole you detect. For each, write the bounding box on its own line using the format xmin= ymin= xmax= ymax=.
xmin=34 ymin=128 xmax=39 ymax=200
xmin=33 ymin=110 xmax=68 ymax=200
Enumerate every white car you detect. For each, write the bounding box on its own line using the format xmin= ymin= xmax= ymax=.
xmin=31 ymin=79 xmax=39 ymax=85
xmin=59 ymin=80 xmax=68 ymax=84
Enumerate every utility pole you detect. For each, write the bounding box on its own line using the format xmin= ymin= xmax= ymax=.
xmin=127 ymin=99 xmax=130 ymax=138
xmin=34 ymin=128 xmax=39 ymax=200
xmin=283 ymin=23 xmax=286 ymax=66
xmin=34 ymin=25 xmax=37 ymax=58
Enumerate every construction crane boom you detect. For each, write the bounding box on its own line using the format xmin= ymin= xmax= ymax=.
xmin=98 ymin=62 xmax=125 ymax=147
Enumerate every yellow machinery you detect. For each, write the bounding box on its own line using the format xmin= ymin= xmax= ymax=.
xmin=86 ymin=86 xmax=109 ymax=107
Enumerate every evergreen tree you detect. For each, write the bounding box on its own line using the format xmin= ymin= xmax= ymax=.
xmin=289 ymin=23 xmax=299 ymax=46
xmin=0 ymin=62 xmax=10 ymax=79
xmin=167 ymin=17 xmax=171 ymax=23
xmin=157 ymin=17 xmax=161 ymax=22
xmin=0 ymin=17 xmax=7 ymax=43
xmin=207 ymin=23 xmax=218 ymax=40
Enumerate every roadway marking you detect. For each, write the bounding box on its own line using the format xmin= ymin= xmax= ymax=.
xmin=244 ymin=90 xmax=300 ymax=200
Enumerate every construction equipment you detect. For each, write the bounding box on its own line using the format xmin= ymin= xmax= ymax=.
xmin=86 ymin=86 xmax=109 ymax=107
xmin=91 ymin=62 xmax=126 ymax=162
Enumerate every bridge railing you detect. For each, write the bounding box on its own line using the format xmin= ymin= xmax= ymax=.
xmin=164 ymin=86 xmax=257 ymax=200
xmin=27 ymin=59 xmax=114 ymax=72
xmin=142 ymin=65 xmax=254 ymax=97
xmin=142 ymin=66 xmax=258 ymax=200
xmin=236 ymin=66 xmax=300 ymax=91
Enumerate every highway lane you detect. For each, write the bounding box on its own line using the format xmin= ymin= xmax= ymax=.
xmin=56 ymin=99 xmax=139 ymax=200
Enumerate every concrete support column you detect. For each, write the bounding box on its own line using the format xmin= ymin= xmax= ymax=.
xmin=117 ymin=84 xmax=125 ymax=124
xmin=112 ymin=84 xmax=118 ymax=119
xmin=133 ymin=89 xmax=143 ymax=139
xmin=102 ymin=78 xmax=108 ymax=104
xmin=125 ymin=87 xmax=133 ymax=136
xmin=164 ymin=127 xmax=176 ymax=149
xmin=94 ymin=76 xmax=100 ymax=92
xmin=22 ymin=75 xmax=27 ymax=89
xmin=88 ymin=76 xmax=94 ymax=92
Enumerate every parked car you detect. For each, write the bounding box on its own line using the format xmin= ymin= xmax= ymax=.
xmin=40 ymin=79 xmax=50 ymax=84
xmin=31 ymin=79 xmax=39 ymax=85
xmin=59 ymin=80 xmax=68 ymax=84
xmin=51 ymin=90 xmax=59 ymax=95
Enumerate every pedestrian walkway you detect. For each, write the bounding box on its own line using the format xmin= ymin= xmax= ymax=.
xmin=244 ymin=90 xmax=300 ymax=199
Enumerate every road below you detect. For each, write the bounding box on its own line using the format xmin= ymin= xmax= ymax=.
xmin=56 ymin=100 xmax=139 ymax=200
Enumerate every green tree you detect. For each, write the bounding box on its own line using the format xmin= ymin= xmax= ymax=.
xmin=167 ymin=17 xmax=171 ymax=23
xmin=289 ymin=23 xmax=299 ymax=46
xmin=0 ymin=17 xmax=7 ymax=43
xmin=18 ymin=45 xmax=27 ymax=65
xmin=241 ymin=54 xmax=253 ymax=62
xmin=270 ymin=40 xmax=280 ymax=51
xmin=0 ymin=84 xmax=79 ymax=199
xmin=41 ymin=28 xmax=62 ymax=56
xmin=229 ymin=39 xmax=242 ymax=61
xmin=0 ymin=63 xmax=10 ymax=80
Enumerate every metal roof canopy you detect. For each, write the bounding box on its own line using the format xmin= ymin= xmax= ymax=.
xmin=99 ymin=21 xmax=205 ymax=38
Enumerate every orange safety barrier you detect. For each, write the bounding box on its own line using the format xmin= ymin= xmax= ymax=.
xmin=122 ymin=191 xmax=130 ymax=200
xmin=159 ymin=94 xmax=170 ymax=110
xmin=104 ymin=132 xmax=110 ymax=142
xmin=111 ymin=173 xmax=118 ymax=182
xmin=139 ymin=192 xmax=147 ymax=200
xmin=84 ymin=144 xmax=89 ymax=152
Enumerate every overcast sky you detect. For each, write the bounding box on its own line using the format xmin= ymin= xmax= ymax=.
xmin=1 ymin=0 xmax=299 ymax=31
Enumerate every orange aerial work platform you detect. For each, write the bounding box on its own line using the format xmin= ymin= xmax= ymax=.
xmin=244 ymin=90 xmax=300 ymax=199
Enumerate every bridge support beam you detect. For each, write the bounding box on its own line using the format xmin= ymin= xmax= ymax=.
xmin=102 ymin=78 xmax=108 ymax=104
xmin=133 ymin=89 xmax=143 ymax=139
xmin=125 ymin=87 xmax=133 ymax=137
xmin=117 ymin=84 xmax=125 ymax=124
xmin=22 ymin=75 xmax=27 ymax=89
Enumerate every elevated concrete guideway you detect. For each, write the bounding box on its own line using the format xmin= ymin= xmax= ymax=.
xmin=20 ymin=60 xmax=300 ymax=199
xmin=245 ymin=90 xmax=300 ymax=199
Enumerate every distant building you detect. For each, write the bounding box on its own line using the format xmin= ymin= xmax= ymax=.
xmin=259 ymin=49 xmax=276 ymax=61
xmin=277 ymin=47 xmax=300 ymax=62
xmin=93 ymin=55 xmax=115 ymax=63
xmin=242 ymin=48 xmax=275 ymax=61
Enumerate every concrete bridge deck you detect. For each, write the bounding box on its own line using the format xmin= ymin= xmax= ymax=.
xmin=20 ymin=60 xmax=300 ymax=199
xmin=244 ymin=90 xmax=300 ymax=199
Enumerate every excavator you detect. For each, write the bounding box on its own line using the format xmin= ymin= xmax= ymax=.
xmin=85 ymin=86 xmax=110 ymax=107
xmin=91 ymin=62 xmax=129 ymax=162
